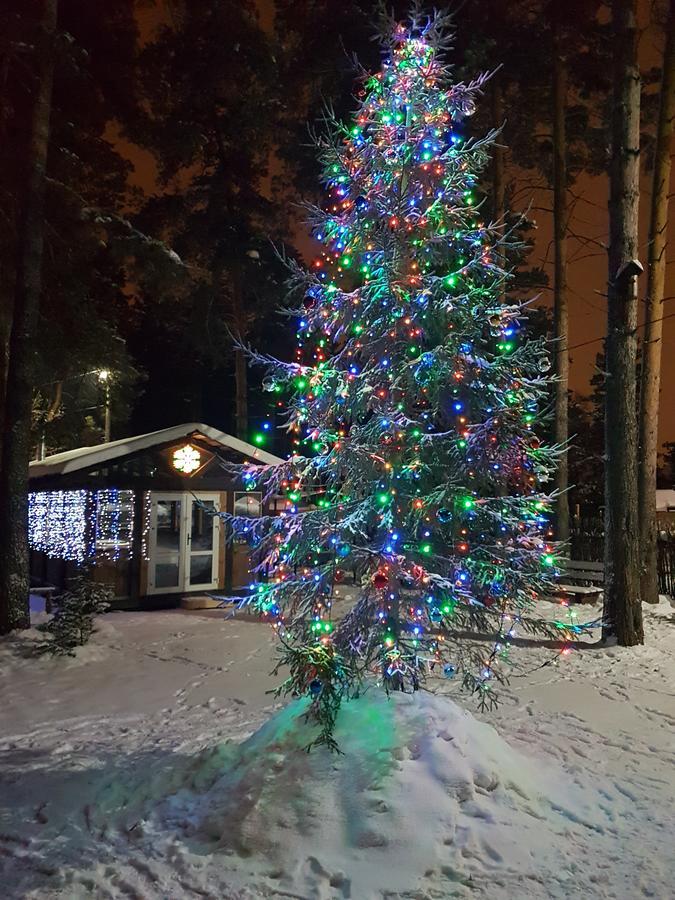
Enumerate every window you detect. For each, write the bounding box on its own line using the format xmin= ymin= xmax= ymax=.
xmin=233 ymin=492 xmax=262 ymax=518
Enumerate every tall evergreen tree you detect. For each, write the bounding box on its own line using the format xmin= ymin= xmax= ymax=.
xmin=0 ymin=0 xmax=181 ymax=632
xmin=128 ymin=0 xmax=284 ymax=440
xmin=451 ymin=0 xmax=609 ymax=541
xmin=0 ymin=0 xmax=57 ymax=634
xmin=638 ymin=0 xmax=675 ymax=604
xmin=227 ymin=10 xmax=583 ymax=748
xmin=604 ymin=0 xmax=643 ymax=644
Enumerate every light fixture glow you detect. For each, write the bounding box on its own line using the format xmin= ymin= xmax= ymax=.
xmin=172 ymin=444 xmax=201 ymax=474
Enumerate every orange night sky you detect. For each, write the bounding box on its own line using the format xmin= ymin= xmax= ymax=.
xmin=119 ymin=1 xmax=675 ymax=445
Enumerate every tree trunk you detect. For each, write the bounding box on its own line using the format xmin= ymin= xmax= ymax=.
xmin=638 ymin=0 xmax=675 ymax=605
xmin=603 ymin=0 xmax=643 ymax=645
xmin=229 ymin=265 xmax=249 ymax=442
xmin=46 ymin=379 xmax=62 ymax=422
xmin=0 ymin=305 xmax=10 ymax=462
xmin=234 ymin=346 xmax=248 ymax=441
xmin=492 ymin=82 xmax=506 ymax=222
xmin=552 ymin=27 xmax=570 ymax=544
xmin=0 ymin=0 xmax=58 ymax=635
xmin=491 ymin=80 xmax=505 ymax=225
xmin=491 ymin=79 xmax=506 ymax=307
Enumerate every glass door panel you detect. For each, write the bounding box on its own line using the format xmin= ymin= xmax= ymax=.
xmin=147 ymin=493 xmax=219 ymax=594
xmin=186 ymin=496 xmax=219 ymax=590
xmin=191 ymin=500 xmax=215 ymax=550
xmin=190 ymin=553 xmax=214 ymax=585
xmin=149 ymin=496 xmax=183 ymax=593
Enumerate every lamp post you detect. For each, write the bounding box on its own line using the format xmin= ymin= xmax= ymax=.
xmin=98 ymin=369 xmax=111 ymax=442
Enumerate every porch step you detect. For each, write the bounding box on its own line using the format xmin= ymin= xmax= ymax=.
xmin=180 ymin=595 xmax=224 ymax=610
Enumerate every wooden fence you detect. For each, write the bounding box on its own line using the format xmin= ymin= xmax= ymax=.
xmin=570 ymin=518 xmax=675 ymax=597
xmin=658 ymin=537 xmax=675 ymax=597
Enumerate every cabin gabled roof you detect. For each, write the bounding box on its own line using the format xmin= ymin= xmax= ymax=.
xmin=29 ymin=422 xmax=283 ymax=479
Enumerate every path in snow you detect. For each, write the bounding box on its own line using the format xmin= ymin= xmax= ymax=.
xmin=0 ymin=599 xmax=674 ymax=899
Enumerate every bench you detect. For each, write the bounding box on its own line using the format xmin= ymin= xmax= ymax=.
xmin=30 ymin=582 xmax=58 ymax=614
xmin=554 ymin=559 xmax=605 ymax=603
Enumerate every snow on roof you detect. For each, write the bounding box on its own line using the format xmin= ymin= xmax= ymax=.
xmin=656 ymin=489 xmax=675 ymax=512
xmin=29 ymin=422 xmax=284 ymax=478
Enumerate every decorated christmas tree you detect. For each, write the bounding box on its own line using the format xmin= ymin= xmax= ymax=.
xmin=228 ymin=9 xmax=585 ymax=749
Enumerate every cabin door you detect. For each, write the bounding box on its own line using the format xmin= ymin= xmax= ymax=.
xmin=147 ymin=492 xmax=220 ymax=594
xmin=184 ymin=493 xmax=220 ymax=591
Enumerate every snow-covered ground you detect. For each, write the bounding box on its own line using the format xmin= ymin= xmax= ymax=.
xmin=1 ymin=597 xmax=674 ymax=899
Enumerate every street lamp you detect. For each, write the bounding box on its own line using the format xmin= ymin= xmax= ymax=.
xmin=98 ymin=369 xmax=112 ymax=442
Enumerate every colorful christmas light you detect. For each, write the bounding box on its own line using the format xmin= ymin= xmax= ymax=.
xmin=222 ymin=10 xmax=589 ymax=748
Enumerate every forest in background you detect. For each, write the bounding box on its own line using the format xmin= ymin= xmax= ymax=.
xmin=1 ymin=0 xmax=673 ymax=640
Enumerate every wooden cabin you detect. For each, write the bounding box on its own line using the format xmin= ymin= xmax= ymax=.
xmin=28 ymin=423 xmax=283 ymax=609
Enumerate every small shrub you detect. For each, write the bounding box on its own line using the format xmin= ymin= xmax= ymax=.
xmin=36 ymin=575 xmax=112 ymax=656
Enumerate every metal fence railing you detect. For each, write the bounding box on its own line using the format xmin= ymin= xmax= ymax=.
xmin=658 ymin=537 xmax=675 ymax=597
xmin=569 ymin=518 xmax=675 ymax=597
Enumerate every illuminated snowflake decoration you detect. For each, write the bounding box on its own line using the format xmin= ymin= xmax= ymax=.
xmin=172 ymin=444 xmax=201 ymax=474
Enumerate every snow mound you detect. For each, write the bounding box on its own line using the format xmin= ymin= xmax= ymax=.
xmin=3 ymin=605 xmax=674 ymax=898
xmin=146 ymin=689 xmax=606 ymax=897
xmin=0 ymin=616 xmax=120 ymax=672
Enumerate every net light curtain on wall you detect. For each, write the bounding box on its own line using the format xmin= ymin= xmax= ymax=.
xmin=28 ymin=489 xmax=147 ymax=562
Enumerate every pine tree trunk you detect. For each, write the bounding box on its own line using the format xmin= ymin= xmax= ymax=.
xmin=552 ymin=28 xmax=570 ymax=544
xmin=234 ymin=346 xmax=248 ymax=441
xmin=638 ymin=0 xmax=675 ymax=605
xmin=604 ymin=0 xmax=643 ymax=645
xmin=491 ymin=85 xmax=505 ymax=223
xmin=229 ymin=264 xmax=249 ymax=442
xmin=0 ymin=300 xmax=10 ymax=462
xmin=491 ymin=79 xmax=506 ymax=308
xmin=0 ymin=0 xmax=58 ymax=635
xmin=491 ymin=80 xmax=505 ymax=223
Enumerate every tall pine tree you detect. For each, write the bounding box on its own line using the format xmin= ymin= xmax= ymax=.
xmin=228 ymin=10 xmax=583 ymax=748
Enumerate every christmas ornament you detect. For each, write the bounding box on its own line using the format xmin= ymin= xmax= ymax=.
xmin=372 ymin=569 xmax=389 ymax=590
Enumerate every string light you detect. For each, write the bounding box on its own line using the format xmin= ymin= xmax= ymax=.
xmin=221 ymin=12 xmax=589 ymax=745
xmin=141 ymin=491 xmax=152 ymax=561
xmin=28 ymin=490 xmax=90 ymax=562
xmin=29 ymin=489 xmax=136 ymax=562
xmin=94 ymin=489 xmax=135 ymax=561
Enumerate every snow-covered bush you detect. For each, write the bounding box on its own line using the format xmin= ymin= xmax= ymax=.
xmin=36 ymin=574 xmax=112 ymax=656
